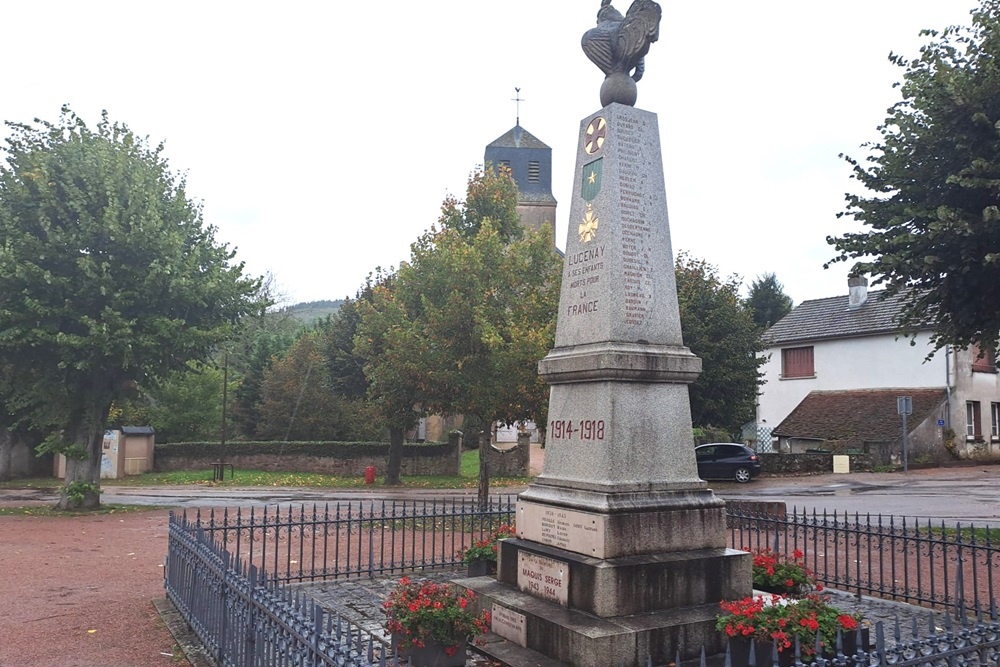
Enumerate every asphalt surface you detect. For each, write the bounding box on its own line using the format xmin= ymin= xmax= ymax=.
xmin=5 ymin=463 xmax=999 ymax=526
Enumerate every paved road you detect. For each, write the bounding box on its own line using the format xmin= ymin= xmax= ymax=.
xmin=6 ymin=464 xmax=999 ymax=526
xmin=709 ymin=465 xmax=1000 ymax=526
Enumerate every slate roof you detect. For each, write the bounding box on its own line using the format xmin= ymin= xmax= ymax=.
xmin=764 ymin=289 xmax=930 ymax=346
xmin=486 ymin=125 xmax=551 ymax=150
xmin=772 ymin=388 xmax=946 ymax=445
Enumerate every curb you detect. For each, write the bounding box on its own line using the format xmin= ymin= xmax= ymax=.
xmin=153 ymin=597 xmax=214 ymax=667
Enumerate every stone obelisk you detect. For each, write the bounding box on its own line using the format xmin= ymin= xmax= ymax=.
xmin=459 ymin=3 xmax=751 ymax=666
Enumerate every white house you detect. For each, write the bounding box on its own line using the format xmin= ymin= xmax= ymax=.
xmin=757 ymin=277 xmax=1000 ymax=461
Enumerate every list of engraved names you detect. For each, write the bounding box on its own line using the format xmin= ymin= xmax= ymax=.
xmin=615 ymin=116 xmax=653 ymax=327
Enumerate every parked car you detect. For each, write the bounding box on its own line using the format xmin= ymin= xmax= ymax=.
xmin=695 ymin=443 xmax=761 ymax=483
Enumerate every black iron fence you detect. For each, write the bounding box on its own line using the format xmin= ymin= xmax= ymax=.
xmin=165 ymin=497 xmax=1000 ymax=667
xmin=727 ymin=503 xmax=999 ymax=612
xmin=190 ymin=496 xmax=518 ymax=584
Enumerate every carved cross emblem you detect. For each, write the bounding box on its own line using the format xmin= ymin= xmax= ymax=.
xmin=584 ymin=117 xmax=607 ymax=155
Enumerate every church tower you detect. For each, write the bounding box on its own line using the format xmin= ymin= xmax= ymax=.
xmin=485 ymin=124 xmax=558 ymax=247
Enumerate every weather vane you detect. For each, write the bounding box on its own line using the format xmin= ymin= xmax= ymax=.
xmin=512 ymin=87 xmax=525 ymax=126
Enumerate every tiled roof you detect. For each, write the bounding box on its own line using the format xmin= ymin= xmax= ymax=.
xmin=486 ymin=125 xmax=551 ymax=150
xmin=772 ymin=388 xmax=947 ymax=445
xmin=764 ymin=289 xmax=929 ymax=346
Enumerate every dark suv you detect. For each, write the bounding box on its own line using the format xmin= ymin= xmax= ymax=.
xmin=695 ymin=443 xmax=762 ymax=483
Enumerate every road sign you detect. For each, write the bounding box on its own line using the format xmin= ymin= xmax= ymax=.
xmin=897 ymin=396 xmax=912 ymax=416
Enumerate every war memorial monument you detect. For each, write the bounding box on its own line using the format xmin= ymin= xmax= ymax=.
xmin=459 ymin=2 xmax=752 ymax=665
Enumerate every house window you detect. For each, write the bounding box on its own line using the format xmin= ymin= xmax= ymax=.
xmin=971 ymin=343 xmax=996 ymax=373
xmin=992 ymin=403 xmax=999 ymax=440
xmin=967 ymin=401 xmax=982 ymax=440
xmin=781 ymin=346 xmax=814 ymax=378
xmin=528 ymin=161 xmax=540 ymax=183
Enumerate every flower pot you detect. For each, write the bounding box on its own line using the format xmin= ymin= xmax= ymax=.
xmin=840 ymin=627 xmax=871 ymax=658
xmin=728 ymin=637 xmax=793 ymax=667
xmin=392 ymin=634 xmax=467 ymax=667
xmin=466 ymin=559 xmax=496 ymax=578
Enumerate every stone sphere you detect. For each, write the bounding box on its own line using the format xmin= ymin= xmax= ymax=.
xmin=600 ymin=72 xmax=637 ymax=107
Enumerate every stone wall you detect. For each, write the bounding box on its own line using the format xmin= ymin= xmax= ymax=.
xmin=486 ymin=433 xmax=530 ymax=477
xmin=759 ymin=452 xmax=875 ymax=475
xmin=154 ymin=441 xmax=462 ymax=477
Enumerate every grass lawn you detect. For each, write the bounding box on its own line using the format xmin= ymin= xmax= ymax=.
xmin=0 ymin=448 xmax=532 ymax=491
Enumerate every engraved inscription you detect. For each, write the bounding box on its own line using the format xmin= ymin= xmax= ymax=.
xmin=517 ymin=552 xmax=569 ymax=606
xmin=613 ymin=117 xmax=653 ymax=327
xmin=517 ymin=501 xmax=606 ymax=557
xmin=491 ymin=604 xmax=527 ymax=646
xmin=564 ymin=244 xmax=606 ymax=317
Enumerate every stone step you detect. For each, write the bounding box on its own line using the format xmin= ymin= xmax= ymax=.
xmin=472 ymin=632 xmax=570 ymax=667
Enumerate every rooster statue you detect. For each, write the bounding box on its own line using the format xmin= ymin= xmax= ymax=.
xmin=581 ymin=0 xmax=662 ymax=107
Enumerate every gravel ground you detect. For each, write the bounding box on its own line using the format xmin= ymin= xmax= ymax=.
xmin=0 ymin=509 xmax=185 ymax=667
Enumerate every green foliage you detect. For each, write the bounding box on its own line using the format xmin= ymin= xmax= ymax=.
xmin=0 ymin=106 xmax=264 ymax=506
xmin=676 ymin=254 xmax=765 ymax=433
xmin=117 ymin=361 xmax=230 ymax=443
xmin=827 ymin=1 xmax=1000 ymax=355
xmin=747 ymin=273 xmax=794 ymax=330
xmin=321 ymin=290 xmax=373 ymax=399
xmin=64 ymin=481 xmax=101 ymax=506
xmin=438 ymin=163 xmax=522 ymax=242
xmin=227 ymin=293 xmax=301 ymax=439
xmin=254 ymin=331 xmax=380 ymax=441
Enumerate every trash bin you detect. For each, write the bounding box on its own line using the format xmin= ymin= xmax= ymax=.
xmin=364 ymin=466 xmax=376 ymax=484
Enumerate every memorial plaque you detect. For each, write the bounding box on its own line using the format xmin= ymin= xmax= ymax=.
xmin=491 ymin=604 xmax=527 ymax=646
xmin=517 ymin=551 xmax=569 ymax=606
xmin=518 ymin=500 xmax=606 ymax=557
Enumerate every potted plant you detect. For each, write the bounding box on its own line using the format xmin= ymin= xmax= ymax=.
xmin=460 ymin=523 xmax=515 ymax=577
xmin=747 ymin=548 xmax=821 ymax=597
xmin=383 ymin=577 xmax=491 ymax=667
xmin=716 ymin=593 xmax=865 ymax=667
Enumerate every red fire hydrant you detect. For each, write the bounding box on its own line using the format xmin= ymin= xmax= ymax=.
xmin=364 ymin=466 xmax=376 ymax=485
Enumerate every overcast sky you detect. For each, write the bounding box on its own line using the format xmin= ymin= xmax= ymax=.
xmin=1 ymin=1 xmax=981 ymax=307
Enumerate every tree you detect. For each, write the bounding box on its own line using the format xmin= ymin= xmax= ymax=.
xmin=354 ymin=166 xmax=562 ymax=494
xmin=397 ymin=174 xmax=560 ymax=502
xmin=255 ymin=332 xmax=356 ymax=441
xmin=747 ymin=273 xmax=794 ymax=330
xmin=116 ymin=362 xmax=232 ymax=443
xmin=675 ymin=253 xmax=765 ymax=434
xmin=827 ymin=1 xmax=1000 ymax=355
xmin=0 ymin=107 xmax=262 ymax=508
xmin=353 ymin=269 xmax=427 ymax=484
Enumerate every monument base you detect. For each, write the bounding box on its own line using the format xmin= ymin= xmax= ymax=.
xmin=516 ymin=486 xmax=727 ymax=559
xmin=459 ymin=576 xmax=731 ymax=667
xmin=456 ymin=534 xmax=750 ymax=667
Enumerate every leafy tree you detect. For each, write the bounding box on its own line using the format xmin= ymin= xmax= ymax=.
xmin=255 ymin=332 xmax=369 ymax=441
xmin=116 ymin=362 xmax=231 ymax=443
xmin=0 ymin=107 xmax=262 ymax=508
xmin=353 ymin=269 xmax=427 ymax=484
xmin=827 ymin=1 xmax=1000 ymax=355
xmin=675 ymin=253 xmax=765 ymax=434
xmin=227 ymin=309 xmax=300 ymax=439
xmin=355 ymin=166 xmax=561 ymax=494
xmin=747 ymin=273 xmax=794 ymax=330
xmin=438 ymin=163 xmax=522 ymax=242
xmin=321 ymin=287 xmax=375 ymax=400
xmin=400 ymin=185 xmax=560 ymax=500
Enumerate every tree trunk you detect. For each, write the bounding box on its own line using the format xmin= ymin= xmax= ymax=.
xmin=57 ymin=408 xmax=107 ymax=510
xmin=477 ymin=430 xmax=490 ymax=508
xmin=0 ymin=427 xmax=12 ymax=482
xmin=386 ymin=426 xmax=404 ymax=486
